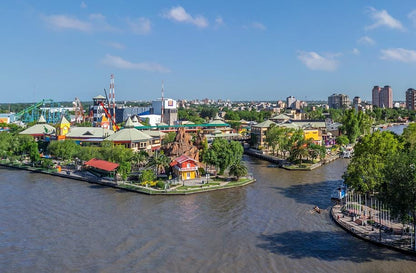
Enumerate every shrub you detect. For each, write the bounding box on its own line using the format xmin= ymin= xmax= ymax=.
xmin=198 ymin=167 xmax=206 ymax=176
xmin=156 ymin=181 xmax=165 ymax=189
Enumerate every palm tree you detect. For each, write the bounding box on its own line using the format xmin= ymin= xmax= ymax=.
xmin=147 ymin=150 xmax=170 ymax=176
xmin=132 ymin=150 xmax=149 ymax=170
xmin=228 ymin=160 xmax=248 ymax=181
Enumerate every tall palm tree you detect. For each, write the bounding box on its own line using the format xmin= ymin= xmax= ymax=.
xmin=228 ymin=160 xmax=248 ymax=180
xmin=132 ymin=150 xmax=149 ymax=169
xmin=147 ymin=150 xmax=170 ymax=176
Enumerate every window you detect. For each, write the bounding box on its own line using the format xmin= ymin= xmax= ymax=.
xmin=187 ymin=163 xmax=190 ymax=168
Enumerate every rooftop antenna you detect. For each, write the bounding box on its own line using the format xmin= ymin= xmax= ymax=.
xmin=161 ymin=80 xmax=164 ymax=123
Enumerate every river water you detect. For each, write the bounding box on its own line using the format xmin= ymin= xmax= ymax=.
xmin=1 ymin=155 xmax=416 ymax=272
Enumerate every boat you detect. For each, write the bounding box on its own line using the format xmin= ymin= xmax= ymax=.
xmin=331 ymin=184 xmax=347 ymax=200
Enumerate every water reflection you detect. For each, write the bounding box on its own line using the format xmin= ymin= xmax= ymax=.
xmin=2 ymin=157 xmax=416 ymax=273
xmin=257 ymin=230 xmax=416 ymax=262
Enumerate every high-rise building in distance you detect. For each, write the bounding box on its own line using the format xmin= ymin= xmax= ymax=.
xmin=406 ymin=88 xmax=416 ymax=110
xmin=328 ymin=93 xmax=350 ymax=109
xmin=286 ymin=96 xmax=297 ymax=109
xmin=372 ymin=85 xmax=393 ymax=108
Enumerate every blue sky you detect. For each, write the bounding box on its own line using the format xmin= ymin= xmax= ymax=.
xmin=2 ymin=0 xmax=416 ymax=102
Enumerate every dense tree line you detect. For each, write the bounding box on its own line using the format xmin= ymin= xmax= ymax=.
xmin=0 ymin=133 xmax=40 ymax=163
xmin=224 ymin=109 xmax=272 ymax=123
xmin=264 ymin=125 xmax=325 ymax=164
xmin=202 ymin=138 xmax=245 ymax=175
xmin=343 ymin=124 xmax=416 ymax=242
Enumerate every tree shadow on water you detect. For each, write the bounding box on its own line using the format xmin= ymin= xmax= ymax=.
xmin=272 ymin=180 xmax=343 ymax=208
xmin=257 ymin=230 xmax=416 ymax=262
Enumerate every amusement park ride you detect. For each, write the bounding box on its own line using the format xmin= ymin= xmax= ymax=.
xmin=100 ymin=74 xmax=119 ymax=131
xmin=72 ymin=97 xmax=84 ymax=123
xmin=14 ymin=74 xmax=121 ymax=132
xmin=14 ymin=99 xmax=69 ymax=124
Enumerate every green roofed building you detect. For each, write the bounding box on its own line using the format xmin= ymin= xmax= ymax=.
xmin=105 ymin=117 xmax=153 ymax=152
xmin=19 ymin=115 xmax=56 ymax=141
xmin=65 ymin=127 xmax=114 ymax=145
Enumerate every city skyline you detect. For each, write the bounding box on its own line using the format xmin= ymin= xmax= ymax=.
xmin=3 ymin=1 xmax=416 ymax=102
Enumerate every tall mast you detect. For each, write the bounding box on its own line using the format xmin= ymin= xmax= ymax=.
xmin=161 ymin=80 xmax=164 ymax=123
xmin=110 ymin=74 xmax=116 ymax=125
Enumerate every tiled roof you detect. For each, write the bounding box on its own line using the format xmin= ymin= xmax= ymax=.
xmin=170 ymin=155 xmax=198 ymax=166
xmin=105 ymin=127 xmax=152 ymax=142
xmin=66 ymin=127 xmax=114 ymax=138
xmin=19 ymin=124 xmax=56 ymax=135
xmin=84 ymin=158 xmax=119 ymax=172
xmin=253 ymin=120 xmax=276 ymax=128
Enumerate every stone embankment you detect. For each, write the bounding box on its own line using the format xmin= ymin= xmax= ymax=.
xmin=244 ymin=148 xmax=340 ymax=170
xmin=0 ymin=162 xmax=255 ymax=195
xmin=331 ymin=204 xmax=416 ymax=256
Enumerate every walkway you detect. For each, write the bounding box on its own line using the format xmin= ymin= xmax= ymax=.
xmin=331 ymin=204 xmax=414 ymax=253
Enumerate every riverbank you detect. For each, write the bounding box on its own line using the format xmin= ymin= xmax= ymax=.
xmin=331 ymin=204 xmax=416 ymax=256
xmin=244 ymin=148 xmax=340 ymax=171
xmin=0 ymin=161 xmax=255 ymax=195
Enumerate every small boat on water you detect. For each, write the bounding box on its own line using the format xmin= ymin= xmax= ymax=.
xmin=331 ymin=184 xmax=347 ymax=200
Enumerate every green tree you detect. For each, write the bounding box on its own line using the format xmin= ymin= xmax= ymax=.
xmin=287 ymin=129 xmax=305 ymax=161
xmin=76 ymin=146 xmax=101 ymax=161
xmin=27 ymin=141 xmax=40 ymax=164
xmin=336 ymin=135 xmax=349 ymax=146
xmin=132 ymin=150 xmax=149 ymax=169
xmin=341 ymin=109 xmax=360 ymax=143
xmin=140 ymin=169 xmax=157 ymax=183
xmin=225 ymin=111 xmax=240 ymax=121
xmin=229 ymin=140 xmax=244 ymax=165
xmin=203 ymin=139 xmax=243 ymax=175
xmin=162 ymin=132 xmax=177 ymax=145
xmin=147 ymin=150 xmax=170 ymax=175
xmin=343 ymin=131 xmax=402 ymax=194
xmin=403 ymin=123 xmax=416 ymax=150
xmin=265 ymin=125 xmax=280 ymax=155
xmin=228 ymin=160 xmax=248 ymax=180
xmin=47 ymin=140 xmax=79 ymax=161
xmin=381 ymin=150 xmax=416 ymax=244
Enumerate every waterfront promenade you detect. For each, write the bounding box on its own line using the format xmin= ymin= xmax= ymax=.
xmin=244 ymin=148 xmax=340 ymax=170
xmin=331 ymin=204 xmax=415 ymax=255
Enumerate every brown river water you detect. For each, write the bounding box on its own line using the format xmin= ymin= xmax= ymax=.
xmin=1 ymin=153 xmax=416 ymax=272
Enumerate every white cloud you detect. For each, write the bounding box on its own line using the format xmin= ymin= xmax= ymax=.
xmin=42 ymin=14 xmax=92 ymax=31
xmin=43 ymin=13 xmax=117 ymax=32
xmin=127 ymin=17 xmax=151 ymax=34
xmin=163 ymin=6 xmax=208 ymax=28
xmin=101 ymin=54 xmax=170 ymax=72
xmin=365 ymin=7 xmax=404 ymax=31
xmin=297 ymin=51 xmax=339 ymax=71
xmin=251 ymin=21 xmax=266 ymax=30
xmin=357 ymin=36 xmax=375 ymax=46
xmin=352 ymin=48 xmax=360 ymax=55
xmin=80 ymin=1 xmax=87 ymax=9
xmin=243 ymin=21 xmax=266 ymax=31
xmin=106 ymin=42 xmax=125 ymax=49
xmin=88 ymin=13 xmax=118 ymax=32
xmin=408 ymin=10 xmax=416 ymax=27
xmin=215 ymin=16 xmax=224 ymax=26
xmin=380 ymin=48 xmax=416 ymax=62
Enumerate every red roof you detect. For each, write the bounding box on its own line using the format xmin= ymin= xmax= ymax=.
xmin=84 ymin=158 xmax=119 ymax=172
xmin=170 ymin=155 xmax=198 ymax=167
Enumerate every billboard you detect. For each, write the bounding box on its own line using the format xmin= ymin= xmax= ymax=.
xmin=164 ymin=99 xmax=177 ymax=109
